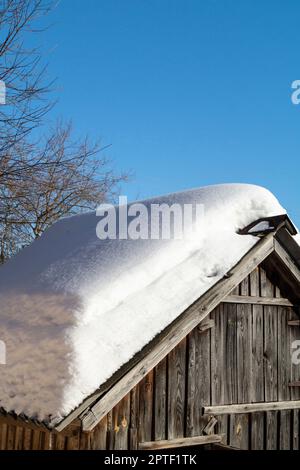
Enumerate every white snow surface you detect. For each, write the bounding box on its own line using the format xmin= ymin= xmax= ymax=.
xmin=0 ymin=184 xmax=286 ymax=424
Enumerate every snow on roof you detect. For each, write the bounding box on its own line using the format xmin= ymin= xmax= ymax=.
xmin=0 ymin=183 xmax=286 ymax=424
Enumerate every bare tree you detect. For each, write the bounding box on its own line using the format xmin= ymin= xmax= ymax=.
xmin=0 ymin=0 xmax=53 ymax=160
xmin=0 ymin=1 xmax=129 ymax=262
xmin=0 ymin=121 xmax=128 ymax=261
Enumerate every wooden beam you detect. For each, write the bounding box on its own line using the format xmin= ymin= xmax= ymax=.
xmin=54 ymin=391 xmax=106 ymax=432
xmin=138 ymin=434 xmax=225 ymax=450
xmin=203 ymin=417 xmax=218 ymax=435
xmin=223 ymin=295 xmax=293 ymax=307
xmin=198 ymin=319 xmax=215 ymax=333
xmin=203 ymin=400 xmax=300 ymax=415
xmin=81 ymin=234 xmax=274 ymax=431
xmin=289 ymin=382 xmax=300 ymax=387
xmin=288 ymin=320 xmax=300 ymax=326
xmin=274 ymin=239 xmax=300 ymax=285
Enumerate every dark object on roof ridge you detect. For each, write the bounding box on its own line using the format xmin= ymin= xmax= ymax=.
xmin=238 ymin=214 xmax=297 ymax=237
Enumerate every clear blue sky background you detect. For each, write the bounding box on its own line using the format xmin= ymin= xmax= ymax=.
xmin=39 ymin=0 xmax=299 ymax=224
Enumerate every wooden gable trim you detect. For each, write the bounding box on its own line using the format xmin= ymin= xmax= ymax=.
xmin=274 ymin=238 xmax=300 ymax=286
xmin=78 ymin=233 xmax=275 ymax=431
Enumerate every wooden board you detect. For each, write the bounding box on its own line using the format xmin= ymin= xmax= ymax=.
xmin=167 ymin=339 xmax=186 ymax=439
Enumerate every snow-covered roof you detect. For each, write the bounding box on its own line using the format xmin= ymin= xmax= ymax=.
xmin=0 ymin=184 xmax=290 ymax=423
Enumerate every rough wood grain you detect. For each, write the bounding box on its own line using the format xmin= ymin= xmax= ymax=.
xmin=186 ymin=320 xmax=211 ymax=437
xmin=91 ymin=416 xmax=107 ymax=450
xmin=167 ymin=339 xmax=186 ymax=439
xmin=229 ymin=414 xmax=249 ymax=449
xmin=204 ymin=400 xmax=300 ymax=415
xmin=113 ymin=393 xmax=130 ymax=450
xmin=234 ymin=281 xmax=251 ymax=448
xmin=154 ymin=357 xmax=167 ymax=441
xmin=211 ymin=305 xmax=228 ymax=443
xmin=261 ymin=267 xmax=277 ymax=449
xmin=237 ymin=302 xmax=251 ymax=403
xmin=278 ymin=306 xmax=291 ymax=449
xmin=250 ymin=267 xmax=264 ymax=449
xmin=138 ymin=370 xmax=153 ymax=443
xmin=129 ymin=385 xmax=139 ymax=450
xmin=203 ymin=417 xmax=218 ymax=435
xmin=223 ymin=295 xmax=293 ymax=306
xmin=288 ymin=320 xmax=300 ymax=326
xmin=139 ymin=433 xmax=225 ymax=450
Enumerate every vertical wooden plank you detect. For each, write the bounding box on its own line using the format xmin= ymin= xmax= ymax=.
xmin=229 ymin=414 xmax=249 ymax=449
xmin=67 ymin=429 xmax=80 ymax=450
xmin=226 ymin=300 xmax=250 ymax=449
xmin=129 ymin=386 xmax=139 ymax=450
xmin=31 ymin=429 xmax=41 ymax=450
xmin=250 ymin=268 xmax=264 ymax=449
xmin=261 ymin=267 xmax=278 ymax=449
xmin=233 ymin=278 xmax=251 ymax=449
xmin=229 ymin=281 xmax=243 ymax=449
xmin=85 ymin=433 xmax=92 ymax=450
xmin=79 ymin=431 xmax=90 ymax=450
xmin=14 ymin=426 xmax=24 ymax=450
xmin=275 ymin=286 xmax=282 ymax=298
xmin=6 ymin=425 xmax=15 ymax=450
xmin=106 ymin=410 xmax=114 ymax=450
xmin=251 ymin=268 xmax=264 ymax=402
xmin=154 ymin=357 xmax=167 ymax=440
xmin=23 ymin=427 xmax=32 ymax=450
xmin=224 ymin=303 xmax=245 ymax=448
xmin=186 ymin=321 xmax=211 ymax=437
xmin=0 ymin=423 xmax=8 ymax=450
xmin=211 ymin=307 xmax=224 ymax=406
xmin=231 ymin=285 xmax=240 ymax=295
xmin=237 ymin=307 xmax=251 ymax=401
xmin=167 ymin=338 xmax=186 ymax=439
xmin=48 ymin=432 xmax=55 ymax=450
xmin=92 ymin=416 xmax=107 ymax=450
xmin=240 ymin=276 xmax=250 ymax=296
xmin=57 ymin=433 xmax=67 ymax=450
xmin=211 ymin=305 xmax=228 ymax=442
xmin=260 ymin=267 xmax=274 ymax=297
xmin=264 ymin=306 xmax=278 ymax=400
xmin=186 ymin=329 xmax=196 ymax=437
xmin=38 ymin=431 xmax=46 ymax=450
xmin=224 ymin=304 xmax=237 ymax=405
xmin=264 ymin=411 xmax=277 ymax=450
xmin=138 ymin=370 xmax=154 ymax=443
xmin=278 ymin=306 xmax=291 ymax=449
xmin=289 ymin=307 xmax=300 ymax=449
xmin=289 ymin=308 xmax=300 ymax=402
xmin=292 ymin=410 xmax=299 ymax=450
xmin=279 ymin=409 xmax=291 ymax=450
xmin=42 ymin=431 xmax=51 ymax=450
xmin=113 ymin=393 xmax=130 ymax=450
xmin=197 ymin=323 xmax=211 ymax=433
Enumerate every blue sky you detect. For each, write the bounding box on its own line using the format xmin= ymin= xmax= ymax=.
xmin=39 ymin=0 xmax=299 ymax=224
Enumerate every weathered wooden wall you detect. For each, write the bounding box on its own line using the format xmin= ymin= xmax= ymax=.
xmin=87 ymin=265 xmax=300 ymax=450
xmin=0 ymin=264 xmax=299 ymax=450
xmin=0 ymin=413 xmax=51 ymax=450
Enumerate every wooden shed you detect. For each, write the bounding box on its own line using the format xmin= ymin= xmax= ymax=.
xmin=0 ymin=213 xmax=300 ymax=450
